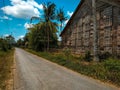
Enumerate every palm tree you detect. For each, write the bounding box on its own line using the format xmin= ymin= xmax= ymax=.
xmin=57 ymin=8 xmax=67 ymax=33
xmin=30 ymin=2 xmax=58 ymax=51
xmin=42 ymin=2 xmax=57 ymax=51
xmin=30 ymin=16 xmax=42 ymax=23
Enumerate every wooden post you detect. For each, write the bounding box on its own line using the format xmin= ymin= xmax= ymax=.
xmin=92 ymin=0 xmax=99 ymax=61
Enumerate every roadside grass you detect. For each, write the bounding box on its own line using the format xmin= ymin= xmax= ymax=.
xmin=26 ymin=49 xmax=120 ymax=87
xmin=0 ymin=49 xmax=14 ymax=90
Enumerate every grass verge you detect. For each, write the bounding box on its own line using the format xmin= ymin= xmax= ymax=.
xmin=0 ymin=49 xmax=14 ymax=90
xmin=26 ymin=49 xmax=120 ymax=87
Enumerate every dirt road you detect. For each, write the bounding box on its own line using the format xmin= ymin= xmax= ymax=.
xmin=14 ymin=48 xmax=119 ymax=90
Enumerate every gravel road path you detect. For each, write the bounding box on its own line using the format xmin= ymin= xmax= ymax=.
xmin=14 ymin=48 xmax=119 ymax=90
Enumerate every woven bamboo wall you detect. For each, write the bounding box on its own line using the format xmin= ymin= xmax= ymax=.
xmin=61 ymin=0 xmax=120 ymax=55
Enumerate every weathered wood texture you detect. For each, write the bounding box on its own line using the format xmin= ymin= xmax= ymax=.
xmin=61 ymin=0 xmax=120 ymax=55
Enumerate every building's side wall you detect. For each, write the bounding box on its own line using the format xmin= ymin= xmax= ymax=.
xmin=61 ymin=0 xmax=93 ymax=54
xmin=61 ymin=0 xmax=120 ymax=55
xmin=113 ymin=7 xmax=120 ymax=55
xmin=98 ymin=6 xmax=113 ymax=54
xmin=98 ymin=5 xmax=120 ymax=55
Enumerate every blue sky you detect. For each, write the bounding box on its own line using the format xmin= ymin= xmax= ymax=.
xmin=0 ymin=0 xmax=80 ymax=40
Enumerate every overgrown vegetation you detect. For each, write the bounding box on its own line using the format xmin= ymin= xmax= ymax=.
xmin=14 ymin=1 xmax=120 ymax=87
xmin=0 ymin=35 xmax=15 ymax=52
xmin=26 ymin=49 xmax=120 ymax=86
xmin=98 ymin=52 xmax=112 ymax=60
xmin=84 ymin=51 xmax=92 ymax=62
xmin=0 ymin=35 xmax=15 ymax=89
xmin=0 ymin=49 xmax=14 ymax=89
xmin=16 ymin=2 xmax=67 ymax=52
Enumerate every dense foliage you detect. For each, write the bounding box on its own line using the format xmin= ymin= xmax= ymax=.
xmin=17 ymin=2 xmax=67 ymax=52
xmin=57 ymin=8 xmax=67 ymax=33
xmin=25 ymin=21 xmax=58 ymax=51
xmin=0 ymin=35 xmax=15 ymax=51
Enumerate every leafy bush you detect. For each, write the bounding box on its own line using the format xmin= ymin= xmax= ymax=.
xmin=102 ymin=59 xmax=120 ymax=85
xmin=99 ymin=52 xmax=112 ymax=60
xmin=0 ymin=36 xmax=15 ymax=51
xmin=0 ymin=39 xmax=8 ymax=51
xmin=63 ymin=48 xmax=71 ymax=60
xmin=84 ymin=51 xmax=92 ymax=62
xmin=117 ymin=54 xmax=120 ymax=59
xmin=103 ymin=59 xmax=120 ymax=72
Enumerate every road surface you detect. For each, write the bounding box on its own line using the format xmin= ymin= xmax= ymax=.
xmin=14 ymin=48 xmax=119 ymax=90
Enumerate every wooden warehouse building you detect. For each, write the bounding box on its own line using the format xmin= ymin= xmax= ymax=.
xmin=60 ymin=0 xmax=120 ymax=56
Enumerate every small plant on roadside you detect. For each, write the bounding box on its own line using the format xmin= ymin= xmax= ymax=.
xmin=0 ymin=49 xmax=14 ymax=89
xmin=98 ymin=52 xmax=112 ymax=60
xmin=63 ymin=47 xmax=71 ymax=61
xmin=84 ymin=51 xmax=92 ymax=62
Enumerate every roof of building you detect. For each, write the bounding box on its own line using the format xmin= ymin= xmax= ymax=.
xmin=60 ymin=0 xmax=85 ymax=36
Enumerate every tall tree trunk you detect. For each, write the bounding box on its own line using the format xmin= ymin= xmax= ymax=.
xmin=44 ymin=36 xmax=46 ymax=51
xmin=92 ymin=0 xmax=99 ymax=61
xmin=60 ymin=21 xmax=62 ymax=32
xmin=47 ymin=28 xmax=50 ymax=51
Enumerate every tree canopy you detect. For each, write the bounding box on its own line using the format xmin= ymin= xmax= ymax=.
xmin=0 ymin=35 xmax=15 ymax=51
xmin=22 ymin=2 xmax=67 ymax=52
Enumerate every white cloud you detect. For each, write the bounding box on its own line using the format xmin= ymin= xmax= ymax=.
xmin=19 ymin=35 xmax=24 ymax=38
xmin=64 ymin=20 xmax=69 ymax=25
xmin=67 ymin=11 xmax=73 ymax=17
xmin=0 ymin=16 xmax=12 ymax=20
xmin=11 ymin=0 xmax=22 ymax=5
xmin=24 ymin=22 xmax=33 ymax=29
xmin=4 ymin=34 xmax=9 ymax=37
xmin=63 ymin=11 xmax=73 ymax=26
xmin=27 ymin=0 xmax=43 ymax=10
xmin=17 ymin=35 xmax=24 ymax=40
xmin=1 ymin=0 xmax=43 ymax=19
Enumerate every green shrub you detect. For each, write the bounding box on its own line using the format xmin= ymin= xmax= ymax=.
xmin=99 ymin=52 xmax=112 ymax=60
xmin=63 ymin=48 xmax=71 ymax=60
xmin=103 ymin=59 xmax=120 ymax=72
xmin=84 ymin=51 xmax=92 ymax=62
xmin=103 ymin=59 xmax=120 ymax=85
xmin=0 ymin=39 xmax=8 ymax=51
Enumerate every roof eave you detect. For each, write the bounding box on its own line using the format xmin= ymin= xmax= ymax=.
xmin=60 ymin=0 xmax=85 ymax=36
